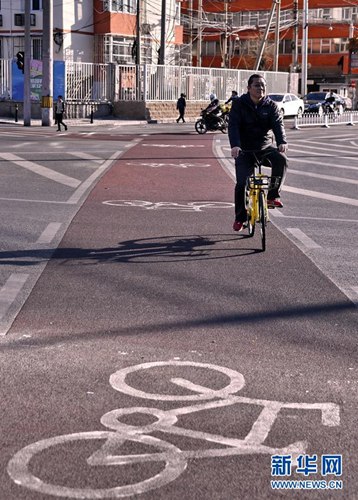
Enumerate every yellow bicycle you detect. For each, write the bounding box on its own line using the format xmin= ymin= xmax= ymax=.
xmin=244 ymin=152 xmax=280 ymax=252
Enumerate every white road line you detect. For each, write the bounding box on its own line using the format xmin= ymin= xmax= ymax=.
xmin=287 ymin=155 xmax=358 ymax=171
xmin=292 ymin=139 xmax=358 ymax=152
xmin=66 ymin=149 xmax=125 ymax=204
xmin=68 ymin=152 xmax=103 ymax=164
xmin=286 ymin=228 xmax=321 ymax=249
xmin=288 ymin=168 xmax=358 ymax=185
xmin=0 ymin=274 xmax=29 ymax=331
xmin=283 ymin=186 xmax=358 ymax=206
xmin=269 ymin=214 xmax=358 ymax=223
xmin=0 ymin=152 xmax=81 ymax=188
xmin=0 ymin=197 xmax=70 ymax=204
xmin=35 ymin=223 xmax=62 ymax=244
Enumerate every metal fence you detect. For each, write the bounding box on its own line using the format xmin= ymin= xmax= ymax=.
xmin=0 ymin=59 xmax=289 ymax=103
xmin=117 ymin=64 xmax=289 ymax=102
xmin=294 ymin=111 xmax=358 ymax=128
xmin=0 ymin=59 xmax=12 ymax=100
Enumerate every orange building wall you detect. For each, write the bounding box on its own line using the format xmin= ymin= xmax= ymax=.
xmin=93 ymin=0 xmax=136 ymax=35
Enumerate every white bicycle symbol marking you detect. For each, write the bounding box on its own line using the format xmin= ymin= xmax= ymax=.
xmin=125 ymin=161 xmax=210 ymax=168
xmin=7 ymin=361 xmax=340 ymax=499
xmin=102 ymin=200 xmax=234 ymax=212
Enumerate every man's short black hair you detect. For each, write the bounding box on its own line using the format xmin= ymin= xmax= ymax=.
xmin=248 ymin=74 xmax=266 ymax=86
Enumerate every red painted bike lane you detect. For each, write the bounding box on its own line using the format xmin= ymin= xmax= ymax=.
xmin=2 ymin=132 xmax=357 ymax=500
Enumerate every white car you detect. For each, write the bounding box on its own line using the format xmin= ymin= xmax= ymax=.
xmin=268 ymin=93 xmax=304 ymax=117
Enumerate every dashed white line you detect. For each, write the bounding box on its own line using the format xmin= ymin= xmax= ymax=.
xmin=283 ymin=186 xmax=358 ymax=206
xmin=68 ymin=152 xmax=103 ymax=164
xmin=36 ymin=223 xmax=62 ymax=244
xmin=286 ymin=228 xmax=321 ymax=249
xmin=0 ymin=274 xmax=29 ymax=334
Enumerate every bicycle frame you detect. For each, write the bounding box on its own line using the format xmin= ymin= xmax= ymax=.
xmin=243 ymin=151 xmax=280 ymax=252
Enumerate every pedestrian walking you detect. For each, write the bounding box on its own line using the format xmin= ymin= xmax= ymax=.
xmin=176 ymin=93 xmax=186 ymax=123
xmin=55 ymin=95 xmax=68 ymax=131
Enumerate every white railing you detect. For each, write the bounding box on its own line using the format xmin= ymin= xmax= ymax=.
xmin=293 ymin=111 xmax=358 ymax=128
xmin=137 ymin=65 xmax=289 ymax=102
xmin=65 ymin=61 xmax=113 ymax=102
xmin=0 ymin=59 xmax=12 ymax=100
xmin=0 ymin=59 xmax=289 ymax=103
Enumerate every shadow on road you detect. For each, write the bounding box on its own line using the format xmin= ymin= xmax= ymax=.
xmin=0 ymin=234 xmax=259 ymax=266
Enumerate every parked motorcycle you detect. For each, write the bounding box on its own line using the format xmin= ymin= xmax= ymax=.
xmin=195 ymin=109 xmax=227 ymax=134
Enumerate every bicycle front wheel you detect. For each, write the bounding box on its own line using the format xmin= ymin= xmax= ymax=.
xmin=259 ymin=190 xmax=267 ymax=252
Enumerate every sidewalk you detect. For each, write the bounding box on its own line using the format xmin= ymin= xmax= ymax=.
xmin=0 ymin=117 xmax=149 ymax=127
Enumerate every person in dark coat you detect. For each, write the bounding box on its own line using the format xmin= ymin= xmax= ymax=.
xmin=176 ymin=93 xmax=186 ymax=123
xmin=55 ymin=95 xmax=68 ymax=131
xmin=228 ymin=74 xmax=288 ymax=232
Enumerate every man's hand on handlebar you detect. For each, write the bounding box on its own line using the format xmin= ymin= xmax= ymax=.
xmin=278 ymin=144 xmax=288 ymax=153
xmin=231 ymin=146 xmax=242 ymax=159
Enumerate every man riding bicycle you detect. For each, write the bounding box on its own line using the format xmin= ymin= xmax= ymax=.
xmin=228 ymin=74 xmax=288 ymax=232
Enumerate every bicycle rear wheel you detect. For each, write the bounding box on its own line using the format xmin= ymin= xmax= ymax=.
xmin=259 ymin=190 xmax=266 ymax=251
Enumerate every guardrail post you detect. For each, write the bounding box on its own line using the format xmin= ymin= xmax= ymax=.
xmin=323 ymin=114 xmax=329 ymax=128
xmin=292 ymin=115 xmax=300 ymax=130
xmin=347 ymin=112 xmax=355 ymax=126
xmin=90 ymin=103 xmax=94 ymax=123
xmin=15 ymin=103 xmax=18 ymax=122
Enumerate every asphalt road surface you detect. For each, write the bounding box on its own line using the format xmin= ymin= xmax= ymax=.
xmin=0 ymin=122 xmax=357 ymax=499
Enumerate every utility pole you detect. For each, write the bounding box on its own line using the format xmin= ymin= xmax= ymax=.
xmin=197 ymin=0 xmax=202 ymax=67
xmin=292 ymin=0 xmax=299 ymax=69
xmin=301 ymin=0 xmax=309 ymax=97
xmin=254 ymin=0 xmax=277 ymax=71
xmin=136 ymin=0 xmax=141 ymax=98
xmin=273 ymin=0 xmax=281 ymax=71
xmin=222 ymin=0 xmax=230 ymax=68
xmin=42 ymin=0 xmax=53 ymax=126
xmin=159 ymin=0 xmax=166 ymax=64
xmin=23 ymin=0 xmax=31 ymax=126
xmin=188 ymin=0 xmax=193 ymax=64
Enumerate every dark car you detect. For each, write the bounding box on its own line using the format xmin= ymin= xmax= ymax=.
xmin=303 ymin=92 xmax=346 ymax=115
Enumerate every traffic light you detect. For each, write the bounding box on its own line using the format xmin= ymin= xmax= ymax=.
xmin=16 ymin=51 xmax=24 ymax=73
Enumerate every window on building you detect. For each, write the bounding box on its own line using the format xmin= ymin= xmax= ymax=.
xmin=312 ymin=8 xmax=331 ymax=20
xmin=32 ymin=38 xmax=42 ymax=59
xmin=14 ymin=13 xmax=36 ymax=26
xmin=333 ymin=38 xmax=349 ymax=52
xmin=0 ymin=14 xmax=2 ymax=27
xmin=342 ymin=7 xmax=358 ymax=22
xmin=32 ymin=0 xmax=42 ymax=10
xmin=311 ymin=39 xmax=321 ymax=53
xmin=321 ymin=39 xmax=331 ymax=53
xmin=279 ymin=39 xmax=293 ymax=54
xmin=103 ymin=0 xmax=136 ymax=14
xmin=203 ymin=41 xmax=217 ymax=56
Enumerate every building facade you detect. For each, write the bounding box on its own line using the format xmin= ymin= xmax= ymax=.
xmin=180 ymin=0 xmax=358 ymax=94
xmin=0 ymin=0 xmax=184 ymax=65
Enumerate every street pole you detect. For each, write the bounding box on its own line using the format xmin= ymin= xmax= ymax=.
xmin=254 ymin=0 xmax=277 ymax=71
xmin=23 ymin=0 xmax=31 ymax=126
xmin=136 ymin=0 xmax=141 ymax=98
xmin=42 ymin=0 xmax=53 ymax=126
xmin=197 ymin=0 xmax=202 ymax=67
xmin=273 ymin=0 xmax=281 ymax=71
xmin=223 ymin=0 xmax=228 ymax=68
xmin=301 ymin=0 xmax=309 ymax=97
xmin=292 ymin=0 xmax=299 ymax=69
xmin=159 ymin=0 xmax=166 ymax=65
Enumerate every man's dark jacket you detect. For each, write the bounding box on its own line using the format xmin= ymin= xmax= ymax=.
xmin=228 ymin=93 xmax=287 ymax=151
